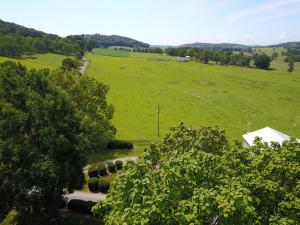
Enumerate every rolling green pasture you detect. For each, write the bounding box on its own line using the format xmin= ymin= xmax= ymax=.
xmin=86 ymin=51 xmax=300 ymax=143
xmin=93 ymin=48 xmax=129 ymax=57
xmin=0 ymin=53 xmax=66 ymax=70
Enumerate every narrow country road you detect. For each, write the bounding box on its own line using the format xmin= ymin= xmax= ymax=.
xmin=79 ymin=57 xmax=89 ymax=75
xmin=65 ymin=191 xmax=106 ymax=202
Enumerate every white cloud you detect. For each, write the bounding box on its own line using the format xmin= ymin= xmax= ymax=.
xmin=229 ymin=0 xmax=300 ymax=20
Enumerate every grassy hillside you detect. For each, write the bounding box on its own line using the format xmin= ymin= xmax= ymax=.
xmin=0 ymin=53 xmax=65 ymax=70
xmin=86 ymin=51 xmax=300 ymax=143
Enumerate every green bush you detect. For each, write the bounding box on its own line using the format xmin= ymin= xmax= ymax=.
xmin=97 ymin=163 xmax=108 ymax=176
xmin=67 ymin=199 xmax=96 ymax=215
xmin=88 ymin=177 xmax=99 ymax=192
xmin=115 ymin=160 xmax=123 ymax=170
xmin=107 ymin=140 xmax=133 ymax=150
xmin=88 ymin=166 xmax=98 ymax=178
xmin=98 ymin=178 xmax=110 ymax=193
xmin=107 ymin=162 xmax=116 ymax=173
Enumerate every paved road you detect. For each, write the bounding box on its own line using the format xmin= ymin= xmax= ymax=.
xmin=65 ymin=191 xmax=106 ymax=202
xmin=79 ymin=57 xmax=89 ymax=75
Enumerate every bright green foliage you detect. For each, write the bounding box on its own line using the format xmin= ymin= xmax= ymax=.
xmin=93 ymin=124 xmax=300 ymax=225
xmin=0 ymin=61 xmax=86 ymax=224
xmin=51 ymin=69 xmax=116 ymax=153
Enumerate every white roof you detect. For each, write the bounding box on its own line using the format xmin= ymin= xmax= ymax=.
xmin=242 ymin=127 xmax=292 ymax=146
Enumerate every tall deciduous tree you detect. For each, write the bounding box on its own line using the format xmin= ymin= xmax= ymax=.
xmin=253 ymin=53 xmax=271 ymax=70
xmin=93 ymin=124 xmax=300 ymax=225
xmin=0 ymin=61 xmax=87 ymax=224
xmin=51 ymin=69 xmax=116 ymax=153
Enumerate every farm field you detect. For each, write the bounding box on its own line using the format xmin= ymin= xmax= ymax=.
xmin=93 ymin=48 xmax=129 ymax=57
xmin=0 ymin=53 xmax=66 ymax=70
xmin=86 ymin=51 xmax=300 ymax=144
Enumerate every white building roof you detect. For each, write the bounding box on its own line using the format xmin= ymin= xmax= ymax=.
xmin=242 ymin=127 xmax=293 ymax=146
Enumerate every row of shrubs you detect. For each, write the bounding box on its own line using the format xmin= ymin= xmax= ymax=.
xmin=88 ymin=177 xmax=110 ymax=193
xmin=88 ymin=160 xmax=123 ymax=178
xmin=107 ymin=140 xmax=133 ymax=150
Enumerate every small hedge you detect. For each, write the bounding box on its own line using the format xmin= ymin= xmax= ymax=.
xmin=88 ymin=166 xmax=98 ymax=178
xmin=88 ymin=177 xmax=99 ymax=192
xmin=67 ymin=199 xmax=96 ymax=215
xmin=115 ymin=160 xmax=123 ymax=170
xmin=107 ymin=162 xmax=116 ymax=173
xmin=98 ymin=163 xmax=108 ymax=176
xmin=98 ymin=178 xmax=110 ymax=193
xmin=107 ymin=140 xmax=133 ymax=150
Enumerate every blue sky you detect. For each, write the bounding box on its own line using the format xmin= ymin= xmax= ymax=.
xmin=1 ymin=0 xmax=300 ymax=45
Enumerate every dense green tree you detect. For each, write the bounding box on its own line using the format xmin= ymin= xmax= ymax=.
xmin=288 ymin=61 xmax=294 ymax=73
xmin=0 ymin=61 xmax=87 ymax=224
xmin=253 ymin=53 xmax=271 ymax=70
xmin=93 ymin=124 xmax=300 ymax=225
xmin=61 ymin=57 xmax=79 ymax=71
xmin=51 ymin=70 xmax=116 ymax=153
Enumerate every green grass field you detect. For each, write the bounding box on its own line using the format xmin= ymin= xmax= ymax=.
xmin=86 ymin=51 xmax=300 ymax=144
xmin=93 ymin=48 xmax=129 ymax=57
xmin=0 ymin=53 xmax=66 ymax=70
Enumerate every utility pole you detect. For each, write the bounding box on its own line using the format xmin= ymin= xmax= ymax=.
xmin=157 ymin=104 xmax=160 ymax=138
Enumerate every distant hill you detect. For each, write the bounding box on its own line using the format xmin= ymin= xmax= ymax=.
xmin=67 ymin=34 xmax=149 ymax=50
xmin=179 ymin=42 xmax=256 ymax=50
xmin=267 ymin=42 xmax=300 ymax=48
xmin=0 ymin=19 xmax=79 ymax=58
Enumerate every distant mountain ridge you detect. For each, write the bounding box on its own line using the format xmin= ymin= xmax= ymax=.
xmin=178 ymin=42 xmax=300 ymax=49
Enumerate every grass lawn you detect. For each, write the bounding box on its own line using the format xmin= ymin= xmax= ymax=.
xmin=93 ymin=48 xmax=129 ymax=57
xmin=0 ymin=53 xmax=66 ymax=70
xmin=86 ymin=50 xmax=300 ymax=145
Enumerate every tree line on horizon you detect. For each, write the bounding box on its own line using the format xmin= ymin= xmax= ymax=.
xmin=0 ymin=19 xmax=149 ymax=58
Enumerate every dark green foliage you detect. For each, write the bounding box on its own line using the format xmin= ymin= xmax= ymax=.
xmin=107 ymin=140 xmax=133 ymax=149
xmin=284 ymin=47 xmax=300 ymax=62
xmin=98 ymin=163 xmax=108 ymax=176
xmin=88 ymin=166 xmax=99 ymax=178
xmin=115 ymin=160 xmax=123 ymax=170
xmin=0 ymin=19 xmax=80 ymax=58
xmin=88 ymin=177 xmax=99 ymax=192
xmin=106 ymin=162 xmax=116 ymax=173
xmin=51 ymin=70 xmax=116 ymax=154
xmin=253 ymin=53 xmax=271 ymax=69
xmin=61 ymin=58 xmax=79 ymax=71
xmin=67 ymin=200 xmax=96 ymax=215
xmin=98 ymin=179 xmax=110 ymax=193
xmin=0 ymin=61 xmax=87 ymax=224
xmin=288 ymin=61 xmax=294 ymax=73
xmin=67 ymin=34 xmax=149 ymax=50
xmin=133 ymin=47 xmax=163 ymax=54
xmin=165 ymin=47 xmax=251 ymax=67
